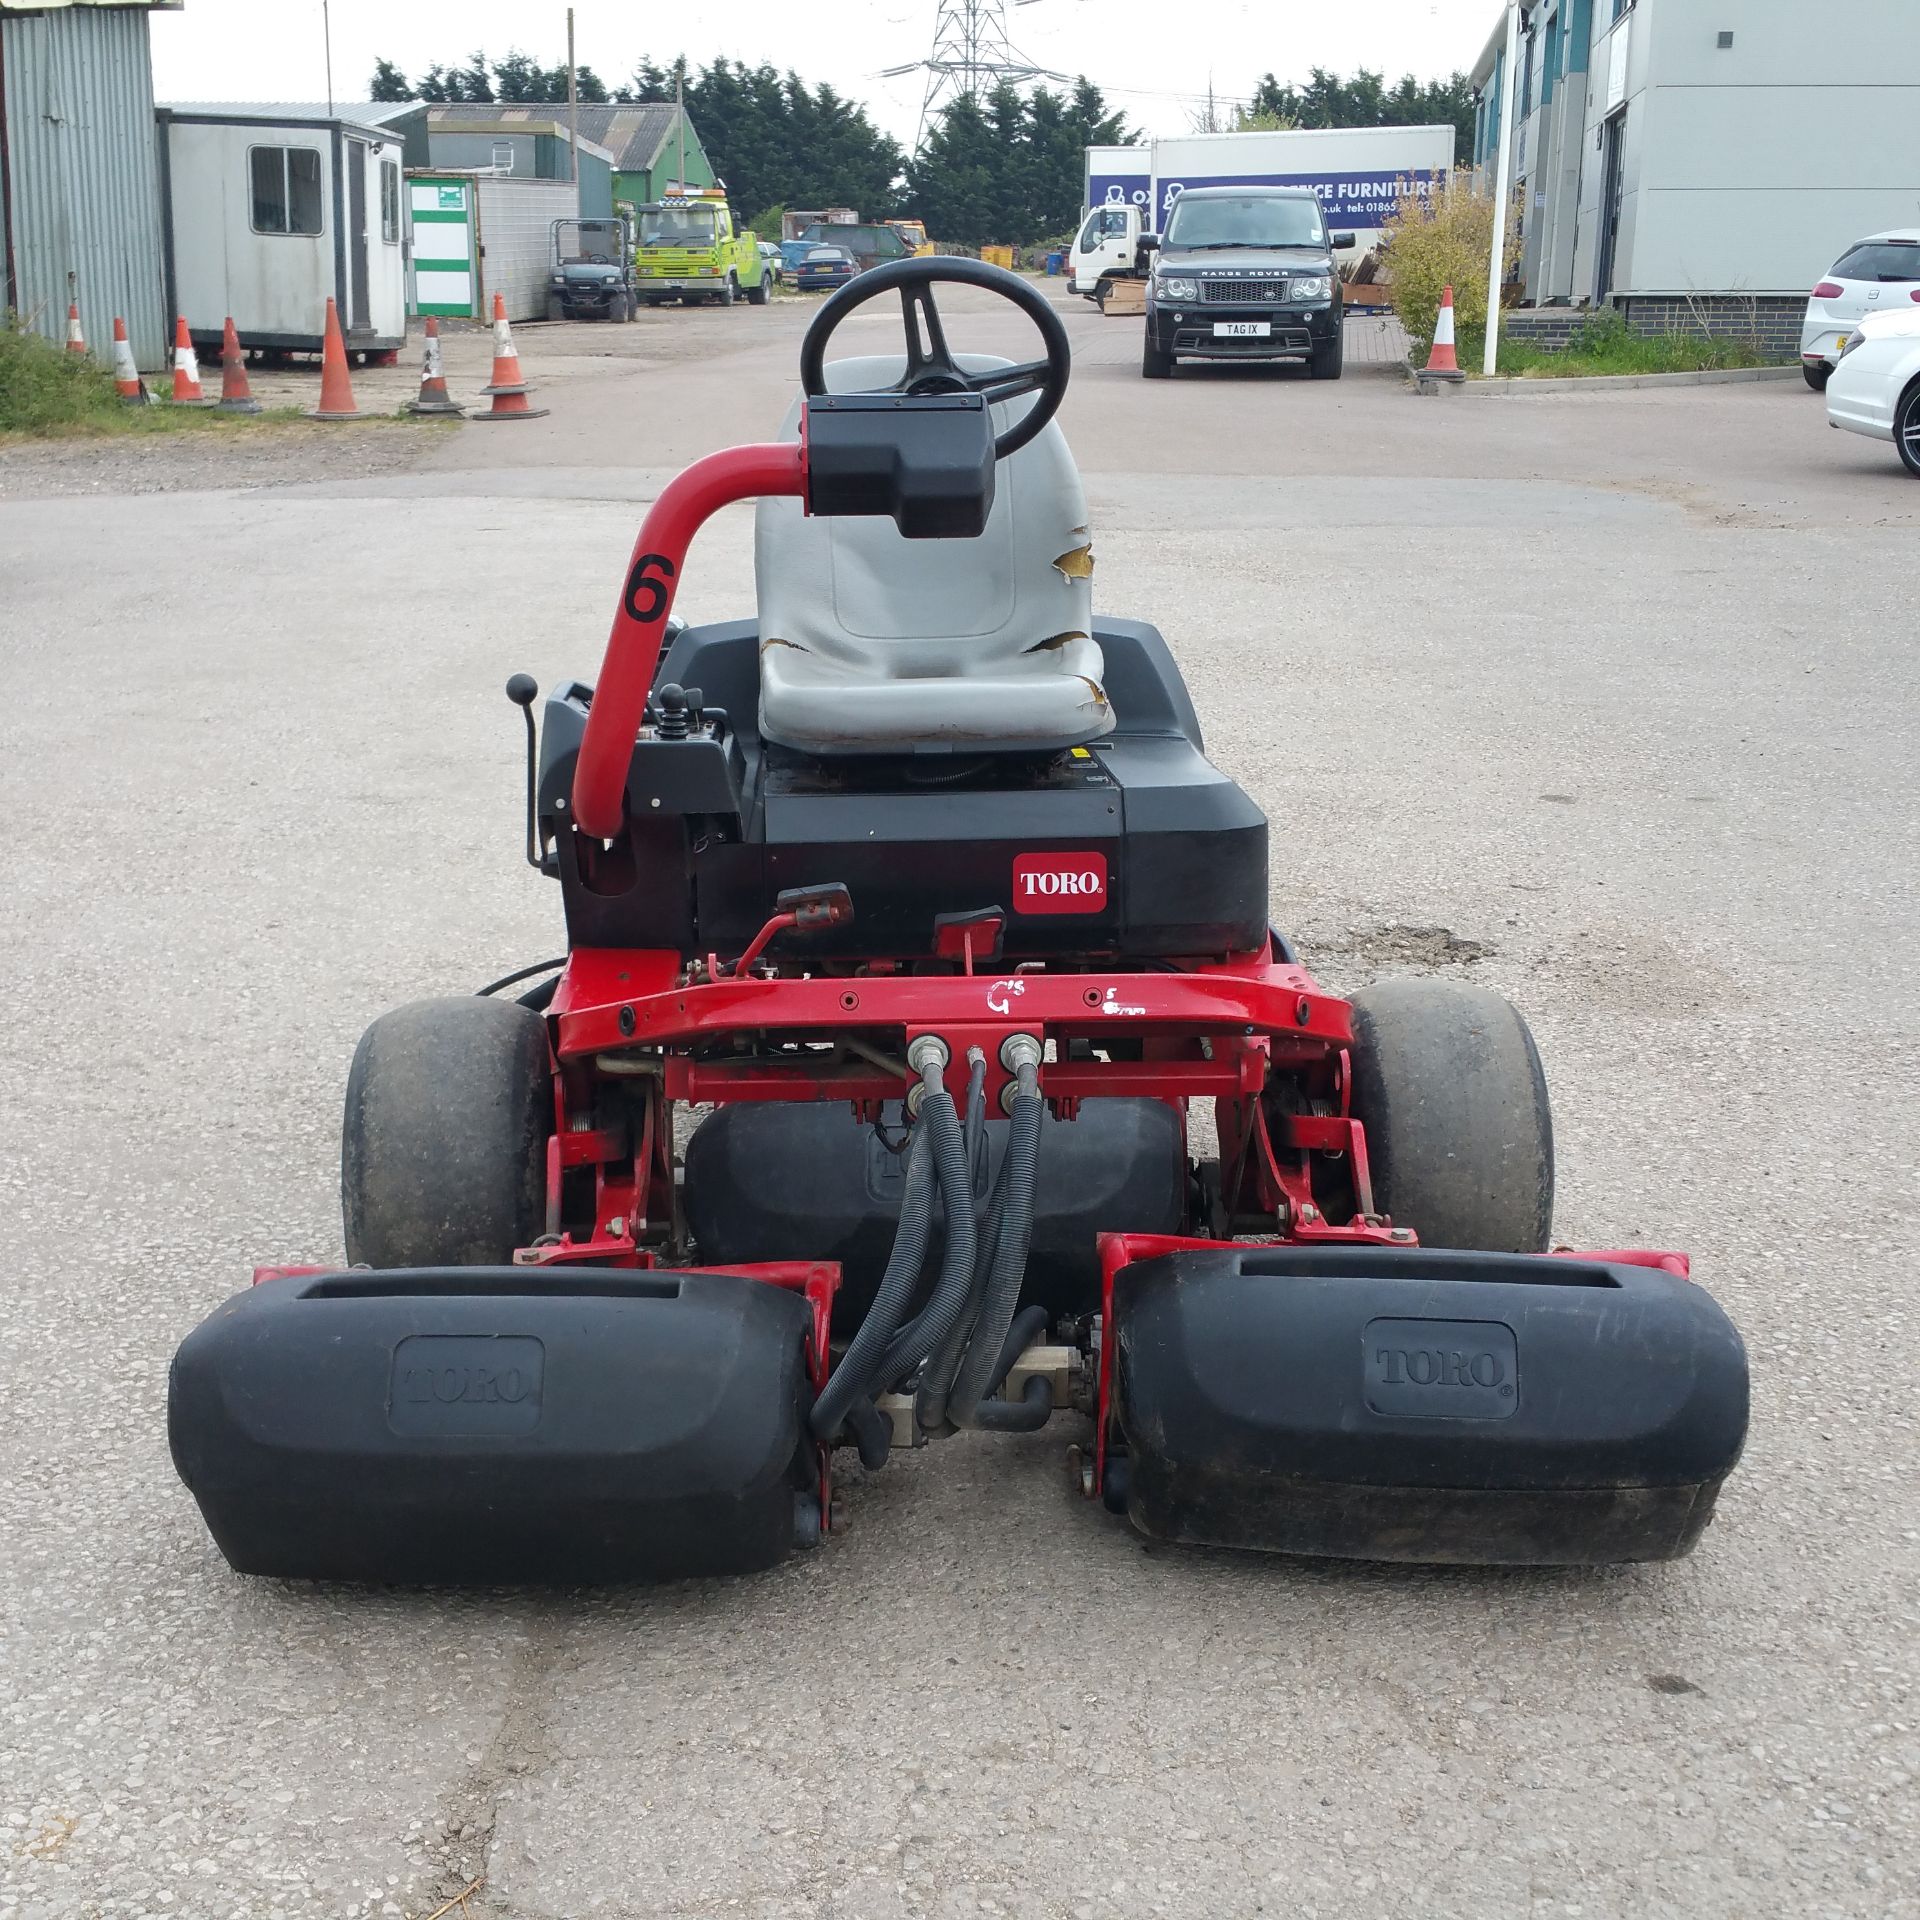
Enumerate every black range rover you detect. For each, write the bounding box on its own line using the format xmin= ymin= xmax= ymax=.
xmin=1141 ymin=186 xmax=1354 ymax=380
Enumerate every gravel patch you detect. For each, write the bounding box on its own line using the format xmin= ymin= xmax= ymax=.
xmin=0 ymin=420 xmax=448 ymax=500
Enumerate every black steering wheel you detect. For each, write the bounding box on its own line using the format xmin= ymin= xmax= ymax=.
xmin=798 ymin=256 xmax=1071 ymax=462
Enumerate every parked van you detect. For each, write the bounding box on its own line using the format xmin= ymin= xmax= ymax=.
xmin=797 ymin=221 xmax=912 ymax=272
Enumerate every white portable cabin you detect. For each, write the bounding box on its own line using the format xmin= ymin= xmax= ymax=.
xmin=158 ymin=109 xmax=409 ymax=357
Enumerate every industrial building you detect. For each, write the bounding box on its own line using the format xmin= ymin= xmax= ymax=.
xmin=1 ymin=0 xmax=177 ymax=369
xmin=571 ymin=100 xmax=712 ymax=209
xmin=420 ymin=113 xmax=614 ymax=217
xmin=1470 ymin=0 xmax=1920 ymax=350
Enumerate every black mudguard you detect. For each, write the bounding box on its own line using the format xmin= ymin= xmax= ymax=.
xmin=1111 ymin=1247 xmax=1748 ymax=1566
xmin=169 ymin=1268 xmax=817 ymax=1584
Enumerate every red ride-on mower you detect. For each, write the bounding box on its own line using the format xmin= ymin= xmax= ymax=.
xmin=169 ymin=261 xmax=1748 ymax=1584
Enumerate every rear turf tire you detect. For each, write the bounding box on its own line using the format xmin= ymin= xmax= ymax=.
xmin=1802 ymin=362 xmax=1830 ymax=392
xmin=342 ymin=997 xmax=552 ymax=1268
xmin=1142 ymin=335 xmax=1173 ymax=379
xmin=1346 ymin=978 xmax=1554 ymax=1252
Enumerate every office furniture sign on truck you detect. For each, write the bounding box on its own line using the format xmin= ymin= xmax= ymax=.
xmin=1070 ymin=127 xmax=1454 ymax=304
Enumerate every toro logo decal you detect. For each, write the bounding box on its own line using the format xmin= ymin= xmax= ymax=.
xmin=1012 ymin=852 xmax=1108 ymax=915
xmin=1362 ymin=1318 xmax=1518 ymax=1421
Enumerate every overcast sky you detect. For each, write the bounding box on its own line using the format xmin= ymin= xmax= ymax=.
xmin=151 ymin=0 xmax=1495 ymax=144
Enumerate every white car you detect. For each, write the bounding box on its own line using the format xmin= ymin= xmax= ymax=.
xmin=1800 ymin=228 xmax=1920 ymax=390
xmin=1825 ymin=305 xmax=1920 ymax=479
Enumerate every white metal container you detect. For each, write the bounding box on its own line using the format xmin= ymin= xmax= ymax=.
xmin=159 ymin=110 xmax=408 ymax=355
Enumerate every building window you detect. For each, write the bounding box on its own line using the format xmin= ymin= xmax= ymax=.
xmin=1612 ymin=0 xmax=1633 ymax=20
xmin=1566 ymin=0 xmax=1593 ymax=71
xmin=250 ymin=145 xmax=323 ymax=235
xmin=380 ymin=159 xmax=401 ymax=243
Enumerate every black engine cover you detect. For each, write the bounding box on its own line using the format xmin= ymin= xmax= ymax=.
xmin=169 ymin=1268 xmax=816 ymax=1584
xmin=1113 ymin=1247 xmax=1749 ymax=1566
xmin=536 ymin=619 xmax=1269 ymax=960
xmin=686 ymin=1097 xmax=1187 ymax=1330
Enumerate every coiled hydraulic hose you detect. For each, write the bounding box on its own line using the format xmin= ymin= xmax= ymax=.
xmin=895 ymin=1057 xmax=979 ymax=1427
xmin=878 ymin=1053 xmax=991 ymax=1395
xmin=808 ymin=1056 xmax=942 ymax=1444
xmin=946 ymin=1058 xmax=1044 ymax=1429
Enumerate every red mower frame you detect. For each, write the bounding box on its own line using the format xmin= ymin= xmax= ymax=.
xmin=528 ymin=436 xmax=1404 ymax=1275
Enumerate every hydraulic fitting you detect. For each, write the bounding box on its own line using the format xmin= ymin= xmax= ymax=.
xmin=999 ymin=1031 xmax=1042 ymax=1075
xmin=906 ymin=1034 xmax=951 ymax=1074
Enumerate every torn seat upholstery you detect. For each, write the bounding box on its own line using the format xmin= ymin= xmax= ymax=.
xmin=755 ymin=354 xmax=1115 ymax=754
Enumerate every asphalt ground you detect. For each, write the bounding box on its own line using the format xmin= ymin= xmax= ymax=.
xmin=1 ymin=283 xmax=1915 ymax=1920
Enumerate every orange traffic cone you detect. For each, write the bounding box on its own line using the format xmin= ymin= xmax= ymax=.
xmin=216 ymin=317 xmax=261 ymax=414
xmin=1422 ymin=285 xmax=1465 ymax=380
xmin=170 ymin=315 xmax=215 ymax=406
xmin=307 ymin=297 xmax=366 ymax=420
xmin=470 ymin=292 xmax=548 ymax=421
xmin=111 ymin=317 xmax=149 ymax=406
xmin=65 ymin=301 xmax=87 ymax=355
xmin=405 ymin=316 xmax=463 ymax=417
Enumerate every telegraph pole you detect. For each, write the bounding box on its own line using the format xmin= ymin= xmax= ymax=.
xmin=566 ymin=5 xmax=580 ymax=214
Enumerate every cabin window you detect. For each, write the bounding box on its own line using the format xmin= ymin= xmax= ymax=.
xmin=250 ymin=145 xmax=323 ymax=236
xmin=380 ymin=159 xmax=401 ymax=243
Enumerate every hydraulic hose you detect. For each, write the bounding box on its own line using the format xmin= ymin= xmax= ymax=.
xmin=808 ymin=1060 xmax=941 ymax=1444
xmin=969 ymin=1373 xmax=1052 ymax=1432
xmin=910 ymin=1054 xmax=1015 ymax=1430
xmin=878 ymin=1170 xmax=996 ymax=1393
xmin=843 ymin=1395 xmax=893 ymax=1471
xmin=961 ymin=1048 xmax=988 ymax=1202
xmin=984 ymin=1304 xmax=1051 ymax=1400
xmin=947 ymin=1059 xmax=1044 ymax=1430
xmin=897 ymin=1060 xmax=979 ymax=1428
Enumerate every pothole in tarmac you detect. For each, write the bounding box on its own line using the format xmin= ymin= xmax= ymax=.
xmin=1315 ymin=923 xmax=1491 ymax=974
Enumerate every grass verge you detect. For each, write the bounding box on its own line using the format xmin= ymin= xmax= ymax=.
xmin=1488 ymin=307 xmax=1781 ymax=379
xmin=0 ymin=316 xmax=439 ymax=440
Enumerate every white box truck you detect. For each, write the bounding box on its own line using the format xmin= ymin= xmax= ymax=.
xmin=1069 ymin=125 xmax=1455 ymax=305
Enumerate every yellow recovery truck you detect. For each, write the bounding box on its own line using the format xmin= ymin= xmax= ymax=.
xmin=634 ymin=189 xmax=769 ymax=307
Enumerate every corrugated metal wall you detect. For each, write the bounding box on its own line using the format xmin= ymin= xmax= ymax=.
xmin=2 ymin=6 xmax=167 ymax=368
xmin=474 ymin=176 xmax=575 ymax=321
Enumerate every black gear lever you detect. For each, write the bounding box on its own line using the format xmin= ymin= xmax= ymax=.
xmin=505 ymin=673 xmax=550 ymax=874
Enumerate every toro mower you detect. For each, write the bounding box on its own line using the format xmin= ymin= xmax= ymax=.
xmin=169 ymin=261 xmax=1748 ymax=1585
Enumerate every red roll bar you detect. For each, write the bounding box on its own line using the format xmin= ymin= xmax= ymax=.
xmin=573 ymin=439 xmax=808 ymax=839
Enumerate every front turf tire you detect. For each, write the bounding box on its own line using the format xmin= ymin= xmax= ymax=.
xmin=342 ymin=998 xmax=552 ymax=1268
xmin=1346 ymin=978 xmax=1554 ymax=1253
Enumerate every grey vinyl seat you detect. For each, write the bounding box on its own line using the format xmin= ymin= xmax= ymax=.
xmin=754 ymin=354 xmax=1116 ymax=754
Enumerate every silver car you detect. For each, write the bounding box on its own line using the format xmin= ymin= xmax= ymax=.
xmin=1800 ymin=229 xmax=1920 ymax=390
